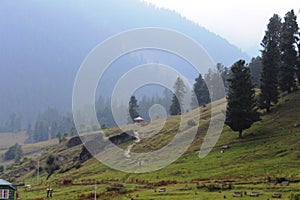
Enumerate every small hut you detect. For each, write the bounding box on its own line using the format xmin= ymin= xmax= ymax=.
xmin=0 ymin=179 xmax=16 ymax=200
xmin=133 ymin=116 xmax=144 ymax=125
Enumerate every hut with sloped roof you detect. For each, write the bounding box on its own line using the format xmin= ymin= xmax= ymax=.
xmin=0 ymin=179 xmax=16 ymax=200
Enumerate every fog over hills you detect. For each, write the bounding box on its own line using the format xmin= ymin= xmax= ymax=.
xmin=0 ymin=0 xmax=249 ymax=125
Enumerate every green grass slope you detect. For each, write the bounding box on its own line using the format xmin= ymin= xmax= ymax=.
xmin=1 ymin=91 xmax=300 ymax=199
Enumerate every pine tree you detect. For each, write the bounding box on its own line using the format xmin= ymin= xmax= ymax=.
xmin=128 ymin=96 xmax=139 ymax=121
xmin=259 ymin=14 xmax=282 ymax=112
xmin=225 ymin=60 xmax=260 ymax=138
xmin=56 ymin=132 xmax=62 ymax=143
xmin=14 ymin=144 xmax=23 ymax=163
xmin=162 ymin=88 xmax=172 ymax=115
xmin=170 ymin=96 xmax=181 ymax=115
xmin=205 ymin=68 xmax=226 ymax=101
xmin=279 ymin=10 xmax=299 ymax=93
xmin=170 ymin=77 xmax=186 ymax=115
xmin=249 ymin=56 xmax=262 ymax=87
xmin=191 ymin=73 xmax=210 ymax=108
xmin=216 ymin=63 xmax=230 ymax=93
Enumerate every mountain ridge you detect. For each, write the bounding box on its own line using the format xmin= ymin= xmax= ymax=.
xmin=0 ymin=0 xmax=249 ymax=125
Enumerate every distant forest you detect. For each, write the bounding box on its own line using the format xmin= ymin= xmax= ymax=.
xmin=0 ymin=59 xmax=262 ymax=143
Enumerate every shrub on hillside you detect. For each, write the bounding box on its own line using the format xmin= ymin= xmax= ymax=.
xmin=4 ymin=143 xmax=23 ymax=163
xmin=45 ymin=154 xmax=60 ymax=180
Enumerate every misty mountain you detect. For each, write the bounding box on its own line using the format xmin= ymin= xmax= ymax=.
xmin=0 ymin=0 xmax=249 ymax=126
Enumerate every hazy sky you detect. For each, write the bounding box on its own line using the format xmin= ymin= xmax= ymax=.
xmin=142 ymin=0 xmax=300 ymax=56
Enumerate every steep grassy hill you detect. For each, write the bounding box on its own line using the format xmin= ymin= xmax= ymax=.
xmin=1 ymin=91 xmax=300 ymax=199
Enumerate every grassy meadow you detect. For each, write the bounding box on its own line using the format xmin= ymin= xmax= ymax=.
xmin=1 ymin=91 xmax=300 ymax=199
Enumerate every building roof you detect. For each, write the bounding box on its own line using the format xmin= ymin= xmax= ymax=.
xmin=0 ymin=179 xmax=16 ymax=190
xmin=134 ymin=116 xmax=144 ymax=121
xmin=0 ymin=179 xmax=12 ymax=186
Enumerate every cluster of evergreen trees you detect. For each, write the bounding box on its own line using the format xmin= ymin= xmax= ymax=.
xmin=169 ymin=64 xmax=230 ymax=115
xmin=0 ymin=112 xmax=22 ymax=133
xmin=26 ymin=108 xmax=76 ymax=143
xmin=100 ymin=90 xmax=173 ymax=125
xmin=160 ymin=10 xmax=299 ymax=138
xmin=259 ymin=10 xmax=300 ymax=112
xmin=3 ymin=143 xmax=23 ymax=163
xmin=226 ymin=10 xmax=300 ymax=138
xmin=128 ymin=64 xmax=231 ymax=118
xmin=27 ymin=93 xmax=173 ymax=142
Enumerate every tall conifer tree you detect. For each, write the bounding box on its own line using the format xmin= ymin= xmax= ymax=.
xmin=170 ymin=77 xmax=186 ymax=115
xmin=259 ymin=14 xmax=282 ymax=112
xmin=226 ymin=60 xmax=260 ymax=138
xmin=279 ymin=10 xmax=299 ymax=93
xmin=191 ymin=74 xmax=210 ymax=108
